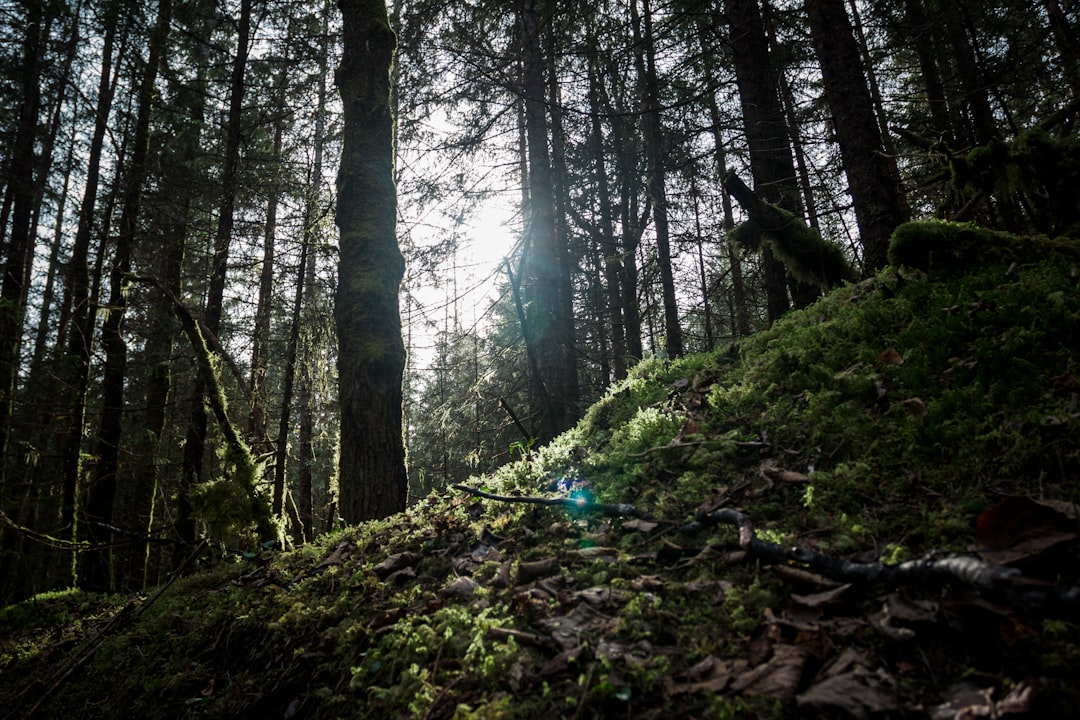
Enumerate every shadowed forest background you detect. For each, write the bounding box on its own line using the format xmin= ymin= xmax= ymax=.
xmin=0 ymin=0 xmax=1076 ymax=604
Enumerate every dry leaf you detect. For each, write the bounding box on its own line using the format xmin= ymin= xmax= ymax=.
xmin=515 ymin=557 xmax=562 ymax=584
xmin=439 ymin=575 xmax=480 ymax=599
xmin=877 ymin=347 xmax=904 ymax=365
xmin=797 ymin=651 xmax=898 ymax=720
xmin=371 ymin=551 xmax=421 ymax=579
xmin=901 ymin=397 xmax=927 ymax=417
xmin=791 ymin=583 xmax=851 ymax=609
xmin=976 ymin=495 xmax=1078 ymax=564
xmin=731 ymin=645 xmax=810 ymax=699
xmin=664 ymin=655 xmax=744 ymax=696
xmin=622 ymin=518 xmax=660 ymax=533
xmin=760 ymin=458 xmax=811 ymax=484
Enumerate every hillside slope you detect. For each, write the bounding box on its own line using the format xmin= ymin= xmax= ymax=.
xmin=3 ymin=222 xmax=1080 ymax=719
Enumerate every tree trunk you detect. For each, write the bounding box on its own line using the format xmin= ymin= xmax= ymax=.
xmin=940 ymin=0 xmax=997 ymax=145
xmin=249 ymin=65 xmax=288 ymax=455
xmin=335 ymin=0 xmax=408 ymax=522
xmin=520 ymin=0 xmax=571 ymax=440
xmin=805 ymin=0 xmax=907 ymax=273
xmin=80 ymin=0 xmax=173 ymax=592
xmin=0 ymin=0 xmax=50 ymax=493
xmin=725 ymin=0 xmax=797 ymax=322
xmin=694 ymin=13 xmax=750 ymax=337
xmin=177 ymin=0 xmax=252 ymax=557
xmin=124 ymin=1 xmax=212 ymax=587
xmin=1044 ymin=0 xmax=1080 ymax=98
xmin=634 ymin=0 xmax=683 ymax=358
xmin=607 ymin=65 xmax=645 ymax=363
xmin=587 ymin=59 xmax=627 ymax=380
xmin=544 ymin=9 xmax=580 ymax=423
xmin=297 ymin=0 xmax=333 ymax=541
xmin=902 ymin=0 xmax=952 ymax=141
xmin=46 ymin=2 xmax=118 ymax=590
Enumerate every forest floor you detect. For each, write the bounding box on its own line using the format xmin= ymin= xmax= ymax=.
xmin=2 ymin=220 xmax=1080 ymax=719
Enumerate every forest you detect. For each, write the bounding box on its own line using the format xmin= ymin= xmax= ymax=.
xmin=0 ymin=0 xmax=1077 ymax=616
xmin=2 ymin=0 xmax=1080 ymax=715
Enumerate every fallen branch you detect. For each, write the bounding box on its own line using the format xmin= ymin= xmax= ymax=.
xmin=693 ymin=507 xmax=1080 ymax=619
xmin=453 ymin=484 xmax=1080 ymax=619
xmin=451 ymin=484 xmax=651 ymax=520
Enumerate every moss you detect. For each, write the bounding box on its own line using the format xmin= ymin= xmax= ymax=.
xmin=4 ymin=240 xmax=1080 ymax=719
xmin=887 ymin=218 xmax=1080 ymax=273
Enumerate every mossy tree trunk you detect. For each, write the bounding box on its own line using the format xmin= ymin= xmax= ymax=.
xmin=335 ymin=0 xmax=408 ymax=522
xmin=176 ymin=0 xmax=251 ymax=559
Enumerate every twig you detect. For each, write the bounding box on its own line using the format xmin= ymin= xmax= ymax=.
xmin=456 ymin=484 xmax=1080 ymax=619
xmin=451 ymin=484 xmax=651 ymax=519
xmin=694 ymin=508 xmax=1080 ymax=619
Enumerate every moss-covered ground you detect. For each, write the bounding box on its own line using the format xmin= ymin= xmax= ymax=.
xmin=3 ymin=222 xmax=1080 ymax=718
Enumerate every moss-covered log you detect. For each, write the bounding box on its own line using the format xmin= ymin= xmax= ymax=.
xmin=724 ymin=171 xmax=856 ymax=290
xmin=888 ymin=219 xmax=1080 ymax=273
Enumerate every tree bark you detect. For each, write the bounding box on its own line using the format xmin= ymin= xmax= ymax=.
xmin=902 ymin=0 xmax=952 ymax=141
xmin=694 ymin=12 xmax=750 ymax=337
xmin=335 ymin=0 xmax=408 ymax=521
xmin=176 ymin=0 xmax=252 ymax=556
xmin=249 ymin=64 xmax=288 ymax=456
xmin=80 ymin=0 xmax=173 ymax=592
xmin=804 ymin=0 xmax=907 ymax=273
xmin=520 ymin=0 xmax=571 ymax=440
xmin=724 ymin=0 xmax=796 ymax=323
xmin=297 ymin=0 xmax=333 ymax=540
xmin=587 ymin=58 xmax=627 ymax=381
xmin=0 ymin=0 xmax=50 ymax=494
xmin=634 ymin=0 xmax=683 ymax=358
xmin=544 ymin=8 xmax=580 ymax=423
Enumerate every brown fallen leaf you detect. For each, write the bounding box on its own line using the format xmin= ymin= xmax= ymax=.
xmin=797 ymin=648 xmax=898 ymax=720
xmin=596 ymin=638 xmax=653 ymax=667
xmin=664 ymin=655 xmax=745 ymax=696
xmin=929 ymin=680 xmax=1037 ymax=720
xmin=791 ymin=583 xmax=852 ymax=609
xmin=371 ymin=551 xmax=421 ymax=580
xmin=573 ymin=586 xmax=625 ymax=607
xmin=515 ymin=557 xmax=562 ymax=584
xmin=317 ymin=540 xmax=355 ymax=569
xmin=622 ymin=518 xmax=660 ymax=533
xmin=439 ymin=575 xmax=480 ymax=599
xmin=975 ymin=495 xmax=1078 ymax=564
xmin=760 ymin=458 xmax=811 ymax=484
xmin=901 ymin=397 xmax=927 ymax=417
xmin=730 ymin=645 xmax=810 ymax=700
xmin=540 ymin=603 xmax=615 ymax=651
xmin=877 ymin=347 xmax=904 ymax=365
